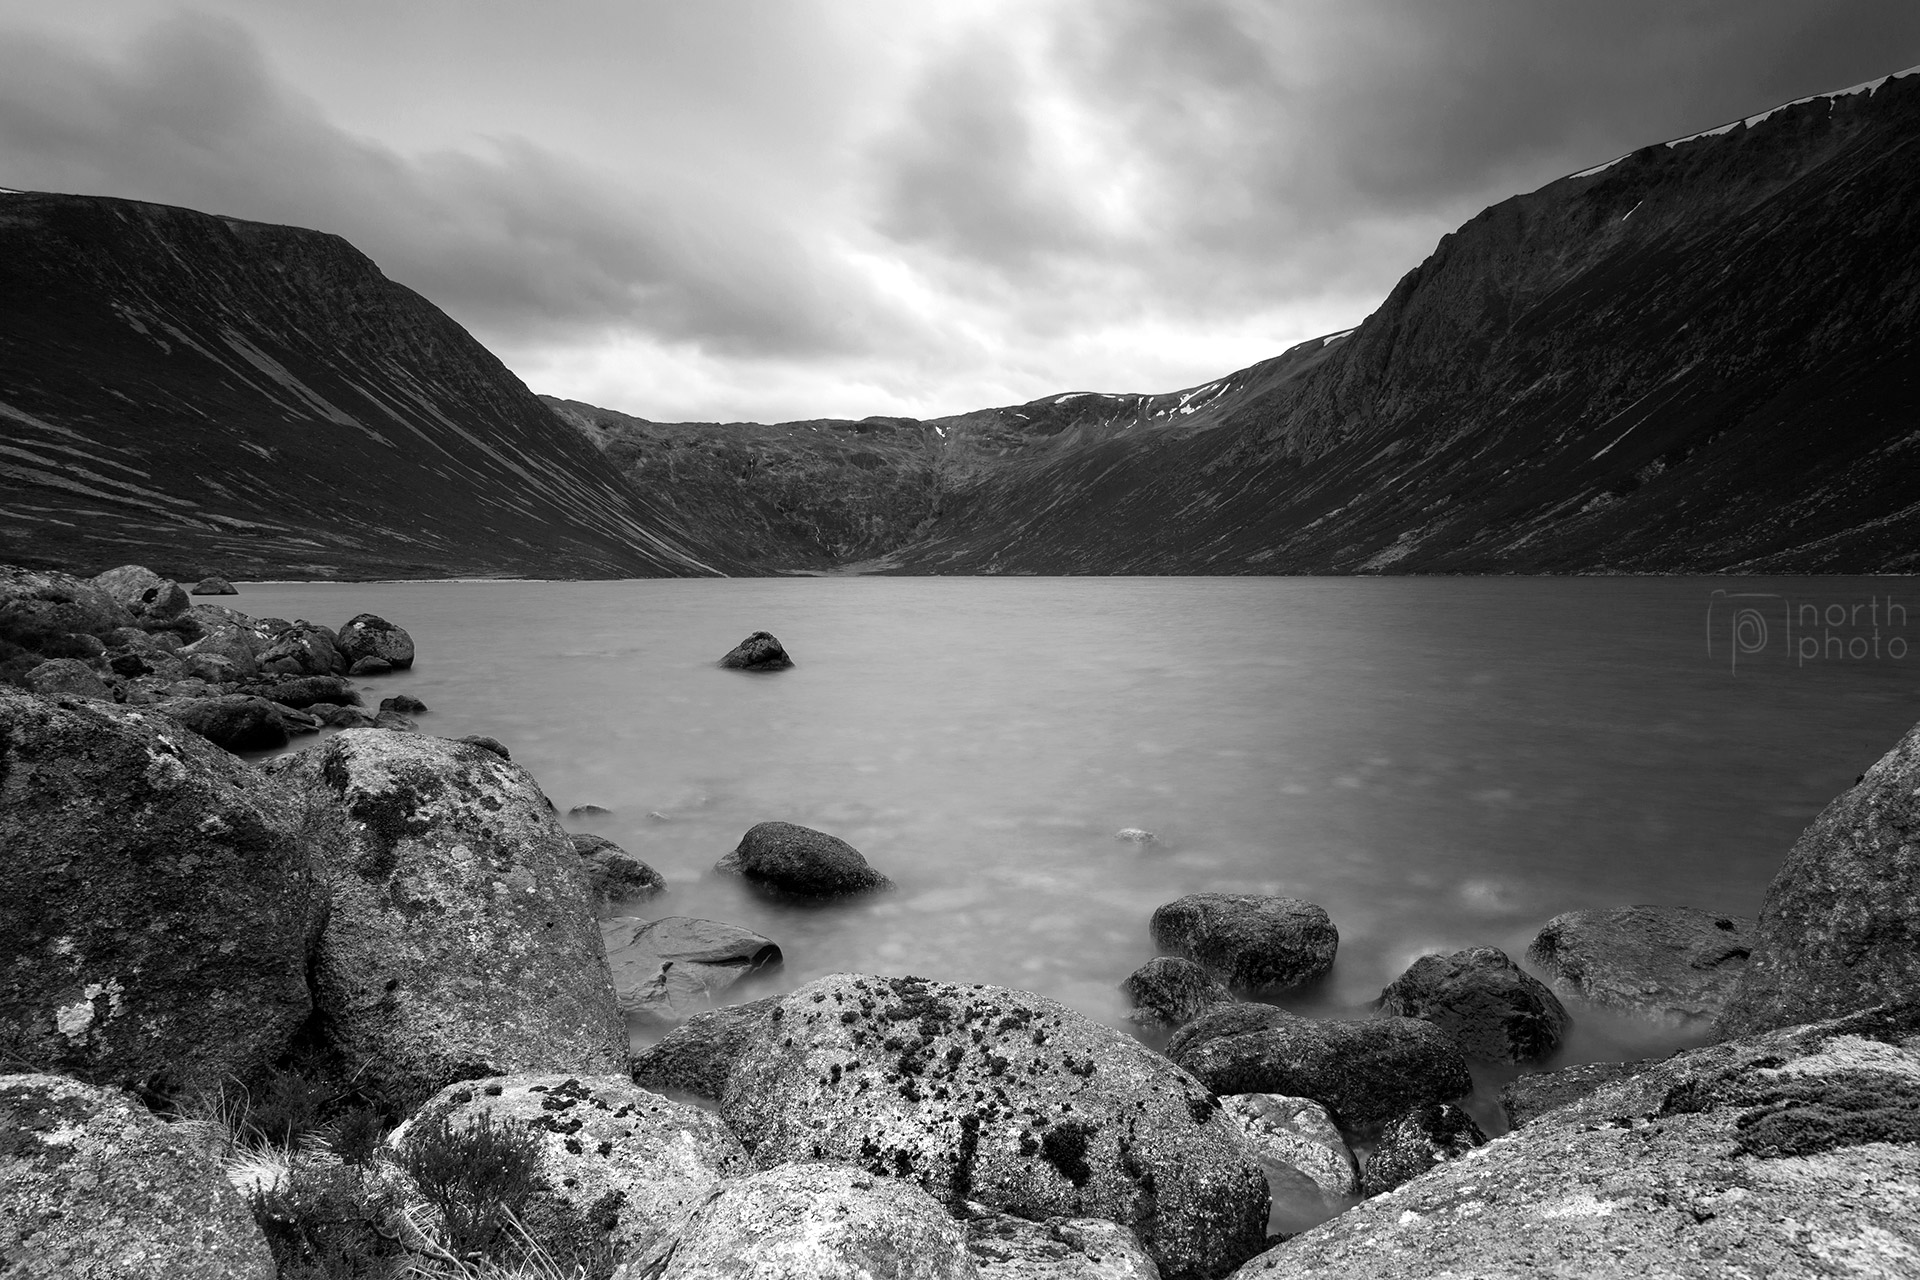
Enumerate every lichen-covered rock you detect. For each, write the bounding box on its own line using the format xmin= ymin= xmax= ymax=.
xmin=720 ymin=974 xmax=1270 ymax=1280
xmin=603 ymin=917 xmax=783 ymax=1026
xmin=257 ymin=622 xmax=347 ymax=677
xmin=0 ymin=1073 xmax=275 ymax=1278
xmin=1499 ymin=1057 xmax=1659 ymax=1129
xmin=336 ymin=613 xmax=414 ymax=669
xmin=22 ymin=657 xmax=111 ymax=700
xmin=1360 ymin=1102 xmax=1486 ymax=1196
xmin=1376 ymin=946 xmax=1570 ymax=1063
xmin=962 ymin=1204 xmax=1163 ymax=1279
xmin=0 ymin=690 xmax=320 ymax=1098
xmin=1148 ymin=894 xmax=1337 ymax=995
xmin=1527 ymin=905 xmax=1753 ymax=1025
xmin=264 ymin=730 xmax=625 ymax=1106
xmin=402 ymin=1074 xmax=749 ymax=1264
xmin=191 ymin=575 xmax=239 ymax=595
xmin=1121 ymin=956 xmax=1237 ymax=1033
xmin=1170 ymin=1010 xmax=1471 ymax=1135
xmin=0 ymin=565 xmax=133 ymax=640
xmin=572 ymin=832 xmax=665 ymax=905
xmin=1221 ymin=1093 xmax=1358 ymax=1232
xmin=1165 ymin=1002 xmax=1298 ymax=1062
xmin=1717 ymin=723 xmax=1920 ymax=1039
xmin=89 ymin=564 xmax=190 ymax=626
xmin=155 ymin=694 xmax=292 ymax=753
xmin=716 ymin=820 xmax=893 ymax=898
xmin=1229 ymin=1003 xmax=1920 ymax=1278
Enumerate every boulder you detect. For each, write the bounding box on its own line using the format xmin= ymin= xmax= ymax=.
xmin=570 ymin=803 xmax=611 ymax=817
xmin=88 ymin=564 xmax=190 ymax=626
xmin=1376 ymin=946 xmax=1570 ymax=1063
xmin=264 ymin=730 xmax=626 ymax=1106
xmin=179 ymin=625 xmax=266 ymax=678
xmin=961 ymin=1205 xmax=1162 ymax=1279
xmin=257 ymin=622 xmax=347 ymax=677
xmin=1165 ymin=1002 xmax=1297 ymax=1062
xmin=572 ymin=832 xmax=666 ymax=905
xmin=1148 ymin=894 xmax=1337 ymax=995
xmin=1717 ymin=723 xmax=1920 ymax=1039
xmin=380 ymin=693 xmax=427 ymax=715
xmin=401 ymin=1074 xmax=749 ymax=1264
xmin=371 ymin=709 xmax=416 ymax=732
xmin=1227 ymin=1003 xmax=1920 ymax=1278
xmin=1359 ymin=1102 xmax=1486 ymax=1196
xmin=603 ymin=917 xmax=783 ymax=1026
xmin=191 ymin=576 xmax=239 ymax=595
xmin=1220 ymin=1093 xmax=1358 ymax=1224
xmin=336 ymin=613 xmax=415 ymax=670
xmin=1499 ymin=1057 xmax=1659 ymax=1130
xmin=156 ymin=694 xmax=292 ymax=753
xmin=0 ymin=690 xmax=320 ymax=1098
xmin=718 ymin=629 xmax=794 ymax=670
xmin=720 ymin=973 xmax=1270 ymax=1280
xmin=626 ymin=1161 xmax=976 ymax=1280
xmin=1526 ymin=905 xmax=1753 ymax=1025
xmin=459 ymin=734 xmax=510 ymax=760
xmin=22 ymin=657 xmax=111 ymax=700
xmin=1115 ymin=828 xmax=1156 ymax=844
xmin=347 ymin=656 xmax=392 ymax=676
xmin=0 ymin=1073 xmax=275 ymax=1278
xmin=241 ymin=674 xmax=360 ymax=709
xmin=0 ymin=565 xmax=133 ymax=641
xmin=1120 ymin=956 xmax=1236 ymax=1033
xmin=717 ymin=820 xmax=894 ymax=898
xmin=105 ymin=645 xmax=184 ymax=681
xmin=1170 ymin=1008 xmax=1472 ymax=1134
xmin=311 ymin=703 xmax=377 ymax=729
xmin=631 ymin=997 xmax=781 ymax=1102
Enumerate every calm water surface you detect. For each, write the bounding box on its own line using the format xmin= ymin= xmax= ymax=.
xmin=242 ymin=576 xmax=1918 ymax=1113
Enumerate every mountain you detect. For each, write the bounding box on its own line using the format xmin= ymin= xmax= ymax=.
xmin=558 ymin=66 xmax=1920 ymax=575
xmin=0 ymin=193 xmax=734 ymax=580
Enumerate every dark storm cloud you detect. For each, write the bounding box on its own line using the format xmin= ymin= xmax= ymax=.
xmin=0 ymin=11 xmax=896 ymax=357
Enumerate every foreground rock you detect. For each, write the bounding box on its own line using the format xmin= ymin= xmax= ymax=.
xmin=1718 ymin=722 xmax=1920 ymax=1038
xmin=1149 ymin=894 xmax=1337 ymax=995
xmin=603 ymin=917 xmax=783 ymax=1025
xmin=720 ymin=973 xmax=1270 ymax=1280
xmin=1376 ymin=946 xmax=1569 ymax=1063
xmin=1120 ymin=956 xmax=1236 ymax=1033
xmin=573 ymin=832 xmax=666 ymax=905
xmin=628 ymin=1162 xmax=975 ymax=1279
xmin=1229 ymin=1003 xmax=1920 ymax=1278
xmin=403 ymin=1074 xmax=749 ymax=1264
xmin=630 ymin=998 xmax=780 ymax=1102
xmin=718 ymin=629 xmax=794 ymax=670
xmin=962 ymin=1205 xmax=1162 ymax=1279
xmin=1527 ymin=905 xmax=1752 ymax=1025
xmin=336 ymin=612 xmax=415 ymax=669
xmin=0 ymin=1073 xmax=275 ymax=1278
xmin=1221 ymin=1094 xmax=1358 ymax=1234
xmin=717 ymin=820 xmax=894 ymax=898
xmin=0 ymin=690 xmax=320 ymax=1098
xmin=266 ymin=730 xmax=625 ymax=1105
xmin=1359 ymin=1102 xmax=1486 ymax=1195
xmin=1499 ymin=1058 xmax=1658 ymax=1129
xmin=1170 ymin=1004 xmax=1471 ymax=1134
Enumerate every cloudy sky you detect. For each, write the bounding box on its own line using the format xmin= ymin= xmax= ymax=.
xmin=3 ymin=2 xmax=1916 ymax=423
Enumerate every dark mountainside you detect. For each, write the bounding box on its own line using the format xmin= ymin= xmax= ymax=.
xmin=0 ymin=193 xmax=736 ymax=580
xmin=556 ymin=69 xmax=1920 ymax=575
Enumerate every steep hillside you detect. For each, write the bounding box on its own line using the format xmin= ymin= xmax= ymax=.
xmin=0 ymin=194 xmax=735 ymax=580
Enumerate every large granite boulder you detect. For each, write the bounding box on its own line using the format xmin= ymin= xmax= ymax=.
xmin=89 ymin=564 xmax=190 ymax=626
xmin=0 ymin=1073 xmax=275 ymax=1278
xmin=631 ymin=997 xmax=781 ymax=1102
xmin=0 ymin=565 xmax=133 ymax=640
xmin=1527 ymin=905 xmax=1753 ymax=1025
xmin=0 ymin=690 xmax=320 ymax=1098
xmin=603 ymin=916 xmax=783 ymax=1026
xmin=1148 ymin=894 xmax=1337 ymax=995
xmin=1121 ymin=956 xmax=1237 ymax=1033
xmin=22 ymin=657 xmax=111 ymax=700
xmin=572 ymin=832 xmax=665 ymax=906
xmin=1169 ymin=1005 xmax=1471 ymax=1134
xmin=156 ymin=694 xmax=291 ymax=753
xmin=401 ymin=1074 xmax=749 ymax=1264
xmin=1228 ymin=1003 xmax=1920 ymax=1278
xmin=720 ymin=973 xmax=1270 ymax=1280
xmin=1376 ymin=946 xmax=1570 ymax=1063
xmin=265 ymin=730 xmax=625 ymax=1106
xmin=717 ymin=820 xmax=894 ymax=898
xmin=1359 ymin=1101 xmax=1486 ymax=1196
xmin=1717 ymin=723 xmax=1920 ymax=1038
xmin=628 ymin=1161 xmax=975 ymax=1279
xmin=718 ymin=630 xmax=793 ymax=670
xmin=335 ymin=613 xmax=414 ymax=669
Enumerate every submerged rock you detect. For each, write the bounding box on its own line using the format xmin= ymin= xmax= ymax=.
xmin=1149 ymin=893 xmax=1337 ymax=995
xmin=572 ymin=832 xmax=666 ymax=905
xmin=604 ymin=916 xmax=783 ymax=1026
xmin=1360 ymin=1102 xmax=1486 ymax=1196
xmin=336 ymin=612 xmax=415 ymax=670
xmin=1376 ymin=946 xmax=1570 ymax=1063
xmin=1526 ymin=905 xmax=1752 ymax=1025
xmin=716 ymin=820 xmax=894 ymax=898
xmin=718 ymin=629 xmax=794 ymax=670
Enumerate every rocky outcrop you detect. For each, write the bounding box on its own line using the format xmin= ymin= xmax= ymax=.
xmin=630 ymin=998 xmax=780 ymax=1102
xmin=1359 ymin=1102 xmax=1486 ymax=1196
xmin=1120 ymin=957 xmax=1237 ymax=1033
xmin=720 ymin=973 xmax=1271 ymax=1280
xmin=572 ymin=832 xmax=666 ymax=906
xmin=718 ymin=630 xmax=794 ymax=670
xmin=717 ymin=820 xmax=894 ymax=898
xmin=265 ymin=730 xmax=625 ymax=1106
xmin=1376 ymin=947 xmax=1570 ymax=1063
xmin=336 ymin=614 xmax=415 ymax=670
xmin=1149 ymin=895 xmax=1338 ymax=995
xmin=1527 ymin=905 xmax=1752 ymax=1025
xmin=1228 ymin=1003 xmax=1920 ymax=1278
xmin=603 ymin=917 xmax=783 ymax=1026
xmin=0 ymin=1073 xmax=275 ymax=1278
xmin=1717 ymin=722 xmax=1920 ymax=1039
xmin=0 ymin=690 xmax=320 ymax=1098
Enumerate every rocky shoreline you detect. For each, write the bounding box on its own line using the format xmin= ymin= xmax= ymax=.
xmin=4 ymin=568 xmax=1918 ymax=1278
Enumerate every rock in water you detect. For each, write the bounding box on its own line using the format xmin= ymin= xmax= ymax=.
xmin=1120 ymin=956 xmax=1236 ymax=1033
xmin=717 ymin=820 xmax=894 ymax=898
xmin=265 ymin=730 xmax=625 ymax=1106
xmin=0 ymin=690 xmax=321 ymax=1098
xmin=720 ymin=973 xmax=1270 ymax=1280
xmin=0 ymin=1074 xmax=275 ymax=1278
xmin=718 ymin=629 xmax=794 ymax=670
xmin=257 ymin=622 xmax=347 ymax=677
xmin=89 ymin=564 xmax=190 ymax=627
xmin=191 ymin=576 xmax=238 ymax=595
xmin=1149 ymin=893 xmax=1338 ymax=995
xmin=572 ymin=832 xmax=666 ymax=905
xmin=1375 ymin=946 xmax=1570 ymax=1063
xmin=1360 ymin=1102 xmax=1486 ymax=1195
xmin=630 ymin=997 xmax=781 ymax=1102
xmin=604 ymin=916 xmax=783 ymax=1025
xmin=1717 ymin=722 xmax=1920 ymax=1038
xmin=336 ymin=612 xmax=415 ymax=669
xmin=1526 ymin=905 xmax=1752 ymax=1025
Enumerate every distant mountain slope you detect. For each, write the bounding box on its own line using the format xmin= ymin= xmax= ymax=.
xmin=0 ymin=193 xmax=735 ymax=579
